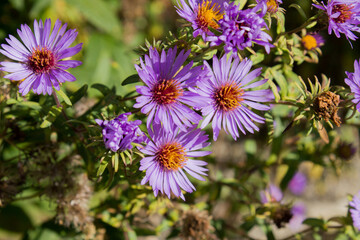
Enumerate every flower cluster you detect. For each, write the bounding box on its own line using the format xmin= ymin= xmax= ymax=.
xmin=96 ymin=113 xmax=146 ymax=153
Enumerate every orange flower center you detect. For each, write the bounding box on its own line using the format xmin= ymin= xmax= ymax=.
xmin=196 ymin=0 xmax=224 ymax=31
xmin=266 ymin=0 xmax=279 ymax=14
xmin=214 ymin=83 xmax=244 ymax=111
xmin=151 ymin=79 xmax=183 ymax=105
xmin=301 ymin=35 xmax=317 ymax=50
xmin=156 ymin=142 xmax=187 ymax=171
xmin=332 ymin=4 xmax=354 ymax=23
xmin=28 ymin=47 xmax=55 ymax=74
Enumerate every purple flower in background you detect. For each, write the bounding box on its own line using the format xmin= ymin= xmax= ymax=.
xmin=139 ymin=124 xmax=211 ymax=200
xmin=134 ymin=47 xmax=206 ymax=132
xmin=176 ymin=0 xmax=226 ymax=40
xmin=288 ymin=172 xmax=307 ymax=196
xmin=209 ymin=2 xmax=273 ymax=54
xmin=0 ymin=19 xmax=82 ymax=96
xmin=349 ymin=191 xmax=360 ymax=230
xmin=301 ymin=33 xmax=325 ymax=50
xmin=313 ymin=0 xmax=360 ymax=44
xmin=96 ymin=113 xmax=146 ymax=152
xmin=257 ymin=0 xmax=283 ymax=14
xmin=345 ymin=59 xmax=360 ymax=112
xmin=196 ymin=55 xmax=274 ymax=141
xmin=260 ymin=184 xmax=283 ymax=203
xmin=289 ymin=202 xmax=306 ymax=230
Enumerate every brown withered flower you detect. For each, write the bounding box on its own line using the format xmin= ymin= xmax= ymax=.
xmin=313 ymin=91 xmax=341 ymax=127
xmin=271 ymin=205 xmax=293 ymax=228
xmin=180 ymin=208 xmax=217 ymax=240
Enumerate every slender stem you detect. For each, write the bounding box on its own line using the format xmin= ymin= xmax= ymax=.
xmin=279 ymin=225 xmax=344 ymax=240
xmin=52 ymin=91 xmax=62 ymax=108
xmin=267 ymin=100 xmax=298 ymax=107
xmin=275 ymin=16 xmax=318 ymax=42
xmin=120 ymin=95 xmax=140 ymax=102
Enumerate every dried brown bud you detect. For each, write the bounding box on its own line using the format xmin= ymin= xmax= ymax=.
xmin=271 ymin=205 xmax=293 ymax=228
xmin=180 ymin=208 xmax=217 ymax=240
xmin=313 ymin=91 xmax=341 ymax=127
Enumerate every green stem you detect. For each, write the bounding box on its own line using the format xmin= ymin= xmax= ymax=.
xmin=275 ymin=15 xmax=318 ymax=42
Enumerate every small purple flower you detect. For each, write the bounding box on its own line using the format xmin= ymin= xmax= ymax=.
xmin=345 ymin=59 xmax=360 ymax=112
xmin=208 ymin=2 xmax=273 ymax=54
xmin=96 ymin=113 xmax=146 ymax=152
xmin=176 ymin=0 xmax=226 ymax=40
xmin=139 ymin=124 xmax=211 ymax=200
xmin=134 ymin=47 xmax=206 ymax=132
xmin=349 ymin=191 xmax=360 ymax=230
xmin=288 ymin=172 xmax=307 ymax=196
xmin=196 ymin=55 xmax=274 ymax=141
xmin=289 ymin=202 xmax=306 ymax=230
xmin=0 ymin=19 xmax=82 ymax=96
xmin=313 ymin=0 xmax=360 ymax=44
xmin=301 ymin=33 xmax=325 ymax=50
xmin=260 ymin=184 xmax=283 ymax=204
xmin=257 ymin=0 xmax=283 ymax=14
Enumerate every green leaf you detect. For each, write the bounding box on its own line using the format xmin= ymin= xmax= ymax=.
xmin=112 ymin=153 xmax=119 ymax=172
xmin=70 ymin=84 xmax=88 ymax=104
xmin=289 ymin=4 xmax=307 ymax=19
xmin=92 ymin=83 xmax=113 ymax=96
xmin=40 ymin=105 xmax=62 ymax=128
xmin=303 ymin=218 xmax=326 ymax=229
xmin=18 ymin=101 xmax=42 ymax=111
xmin=56 ymin=89 xmax=72 ymax=106
xmin=250 ymin=52 xmax=265 ymax=65
xmin=97 ymin=156 xmax=109 ymax=176
xmin=122 ymin=74 xmax=140 ymax=86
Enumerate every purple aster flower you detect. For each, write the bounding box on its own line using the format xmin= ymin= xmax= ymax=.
xmin=134 ymin=47 xmax=206 ymax=132
xmin=257 ymin=0 xmax=283 ymax=14
xmin=288 ymin=172 xmax=307 ymax=196
xmin=96 ymin=113 xmax=146 ymax=152
xmin=0 ymin=19 xmax=82 ymax=96
xmin=301 ymin=33 xmax=325 ymax=50
xmin=139 ymin=124 xmax=211 ymax=200
xmin=313 ymin=0 xmax=360 ymax=44
xmin=176 ymin=0 xmax=226 ymax=40
xmin=208 ymin=2 xmax=273 ymax=54
xmin=260 ymin=184 xmax=283 ymax=204
xmin=349 ymin=191 xmax=360 ymax=230
xmin=345 ymin=59 xmax=360 ymax=112
xmin=289 ymin=202 xmax=306 ymax=230
xmin=196 ymin=55 xmax=274 ymax=141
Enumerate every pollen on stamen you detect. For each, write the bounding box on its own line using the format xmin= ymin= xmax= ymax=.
xmin=332 ymin=4 xmax=354 ymax=23
xmin=27 ymin=47 xmax=56 ymax=74
xmin=266 ymin=0 xmax=279 ymax=14
xmin=156 ymin=142 xmax=187 ymax=171
xmin=196 ymin=0 xmax=224 ymax=31
xmin=151 ymin=79 xmax=183 ymax=105
xmin=214 ymin=83 xmax=244 ymax=111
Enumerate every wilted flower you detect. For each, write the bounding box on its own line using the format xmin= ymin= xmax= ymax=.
xmin=176 ymin=0 xmax=226 ymax=40
xmin=288 ymin=172 xmax=307 ymax=196
xmin=196 ymin=55 xmax=274 ymax=141
xmin=209 ymin=2 xmax=273 ymax=54
xmin=271 ymin=205 xmax=293 ymax=228
xmin=349 ymin=191 xmax=360 ymax=230
xmin=95 ymin=113 xmax=146 ymax=153
xmin=313 ymin=0 xmax=360 ymax=44
xmin=0 ymin=19 xmax=82 ymax=96
xmin=139 ymin=124 xmax=211 ymax=200
xmin=134 ymin=47 xmax=206 ymax=132
xmin=301 ymin=33 xmax=325 ymax=50
xmin=260 ymin=184 xmax=283 ymax=204
xmin=345 ymin=59 xmax=360 ymax=112
xmin=336 ymin=141 xmax=356 ymax=160
xmin=313 ymin=91 xmax=341 ymax=127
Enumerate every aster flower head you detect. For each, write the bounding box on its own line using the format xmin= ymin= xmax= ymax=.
xmin=349 ymin=191 xmax=360 ymax=230
xmin=257 ymin=0 xmax=283 ymax=14
xmin=260 ymin=184 xmax=283 ymax=204
xmin=0 ymin=19 xmax=83 ymax=96
xmin=313 ymin=0 xmax=360 ymax=44
xmin=208 ymin=2 xmax=274 ymax=55
xmin=134 ymin=47 xmax=206 ymax=132
xmin=176 ymin=0 xmax=226 ymax=40
xmin=345 ymin=59 xmax=360 ymax=112
xmin=139 ymin=124 xmax=211 ymax=200
xmin=301 ymin=33 xmax=325 ymax=50
xmin=96 ymin=113 xmax=146 ymax=153
xmin=288 ymin=172 xmax=307 ymax=196
xmin=196 ymin=55 xmax=274 ymax=141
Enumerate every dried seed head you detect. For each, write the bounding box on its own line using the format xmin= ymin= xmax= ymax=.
xmin=180 ymin=208 xmax=217 ymax=240
xmin=271 ymin=205 xmax=293 ymax=228
xmin=313 ymin=91 xmax=341 ymax=127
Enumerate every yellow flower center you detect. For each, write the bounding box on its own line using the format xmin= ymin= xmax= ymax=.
xmin=266 ymin=0 xmax=279 ymax=14
xmin=28 ymin=47 xmax=55 ymax=74
xmin=301 ymin=35 xmax=318 ymax=50
xmin=156 ymin=142 xmax=187 ymax=171
xmin=214 ymin=83 xmax=244 ymax=111
xmin=196 ymin=0 xmax=224 ymax=31
xmin=151 ymin=79 xmax=183 ymax=105
xmin=332 ymin=4 xmax=354 ymax=23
